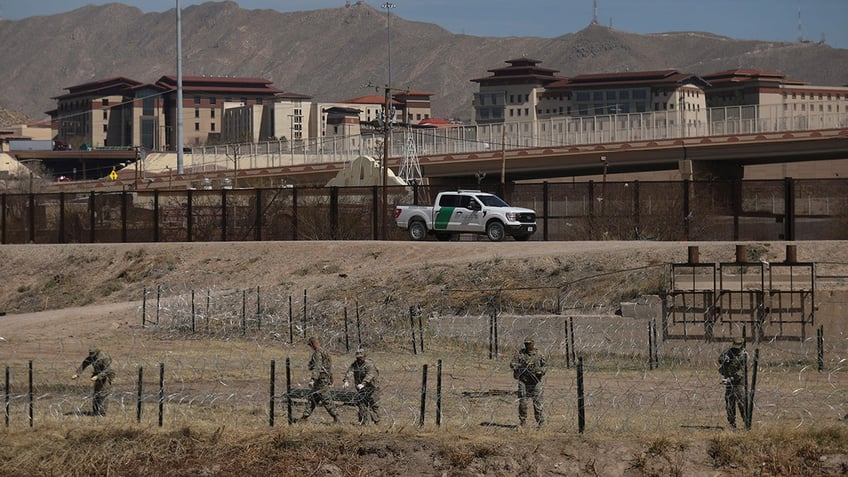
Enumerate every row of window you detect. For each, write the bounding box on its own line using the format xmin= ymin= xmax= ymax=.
xmin=784 ymin=103 xmax=842 ymax=112
xmin=193 ymin=96 xmax=261 ymax=105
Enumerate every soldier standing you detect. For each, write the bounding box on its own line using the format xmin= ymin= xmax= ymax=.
xmin=300 ymin=337 xmax=340 ymax=423
xmin=342 ymin=348 xmax=381 ymax=425
xmin=510 ymin=337 xmax=547 ymax=427
xmin=717 ymin=337 xmax=747 ymax=429
xmin=71 ymin=347 xmax=115 ymax=416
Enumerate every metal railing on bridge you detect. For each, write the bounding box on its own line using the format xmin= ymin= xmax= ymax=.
xmin=182 ymin=104 xmax=848 ymax=172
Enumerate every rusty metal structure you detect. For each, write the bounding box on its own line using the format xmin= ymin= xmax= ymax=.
xmin=664 ymin=244 xmax=815 ymax=342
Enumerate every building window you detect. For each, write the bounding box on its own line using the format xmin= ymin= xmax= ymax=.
xmin=525 ymin=108 xmax=529 ymax=115
xmin=491 ymin=94 xmax=497 ymax=104
xmin=525 ymin=94 xmax=529 ymax=102
xmin=210 ymin=97 xmax=216 ymax=104
xmin=416 ymin=113 xmax=421 ymax=120
xmin=195 ymin=123 xmax=200 ymax=131
xmin=593 ymin=92 xmax=603 ymax=101
xmin=211 ymin=109 xmax=215 ymax=118
xmin=606 ymin=91 xmax=616 ymax=100
xmin=102 ymin=99 xmax=109 ymax=106
xmin=257 ymin=98 xmax=263 ymax=104
xmin=194 ymin=96 xmax=201 ymax=104
xmin=195 ymin=108 xmax=200 ymax=118
xmin=510 ymin=95 xmax=515 ymax=103
xmin=103 ymin=110 xmax=108 ymax=120
xmin=103 ymin=125 xmax=107 ymax=132
xmin=576 ymin=92 xmax=590 ymax=102
xmin=211 ymin=123 xmax=215 ymax=131
xmin=142 ymin=96 xmax=154 ymax=115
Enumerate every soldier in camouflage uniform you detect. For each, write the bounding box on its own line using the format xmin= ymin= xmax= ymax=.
xmin=343 ymin=348 xmax=381 ymax=425
xmin=510 ymin=337 xmax=547 ymax=427
xmin=717 ymin=337 xmax=747 ymax=429
xmin=300 ymin=337 xmax=340 ymax=423
xmin=71 ymin=347 xmax=115 ymax=416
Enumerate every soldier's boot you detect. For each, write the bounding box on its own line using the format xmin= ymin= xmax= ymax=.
xmin=332 ymin=414 xmax=340 ymax=424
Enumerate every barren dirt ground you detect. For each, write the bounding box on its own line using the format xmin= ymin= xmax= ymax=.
xmin=1 ymin=240 xmax=847 ymax=476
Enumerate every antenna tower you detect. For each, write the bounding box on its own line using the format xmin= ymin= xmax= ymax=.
xmin=797 ymin=4 xmax=803 ymax=42
xmin=398 ymin=132 xmax=422 ymax=185
xmin=591 ymin=0 xmax=599 ymax=25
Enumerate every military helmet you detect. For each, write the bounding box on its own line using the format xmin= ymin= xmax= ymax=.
xmin=524 ymin=337 xmax=535 ymax=346
xmin=355 ymin=348 xmax=366 ymax=358
xmin=732 ymin=337 xmax=745 ymax=346
xmin=88 ymin=347 xmax=100 ymax=355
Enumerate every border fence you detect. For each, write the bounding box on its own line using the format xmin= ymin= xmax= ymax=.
xmin=1 ymin=178 xmax=847 ymax=243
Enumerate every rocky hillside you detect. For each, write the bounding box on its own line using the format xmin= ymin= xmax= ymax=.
xmin=0 ymin=107 xmax=27 ymax=127
xmin=1 ymin=1 xmax=847 ymax=122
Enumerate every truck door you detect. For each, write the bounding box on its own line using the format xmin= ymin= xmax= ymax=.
xmin=451 ymin=194 xmax=485 ymax=232
xmin=432 ymin=193 xmax=459 ymax=231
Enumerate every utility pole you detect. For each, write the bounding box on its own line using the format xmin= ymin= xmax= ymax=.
xmin=382 ymin=85 xmax=390 ymax=239
xmin=176 ymin=0 xmax=184 ymax=174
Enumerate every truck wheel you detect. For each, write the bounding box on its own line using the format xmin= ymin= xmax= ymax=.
xmin=408 ymin=220 xmax=427 ymax=241
xmin=435 ymin=232 xmax=452 ymax=241
xmin=486 ymin=221 xmax=506 ymax=242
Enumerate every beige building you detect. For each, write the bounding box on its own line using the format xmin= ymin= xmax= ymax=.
xmin=702 ymin=69 xmax=848 ymax=130
xmin=472 ymin=58 xmax=848 ymax=134
xmin=0 ymin=122 xmax=53 ymax=153
xmin=51 ymin=75 xmax=286 ymax=151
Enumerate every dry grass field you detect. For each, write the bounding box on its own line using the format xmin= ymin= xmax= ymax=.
xmin=0 ymin=240 xmax=846 ymax=476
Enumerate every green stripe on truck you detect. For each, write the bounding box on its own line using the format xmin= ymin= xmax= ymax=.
xmin=434 ymin=207 xmax=454 ymax=230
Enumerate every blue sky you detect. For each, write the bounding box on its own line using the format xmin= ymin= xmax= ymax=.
xmin=1 ymin=0 xmax=846 ymax=49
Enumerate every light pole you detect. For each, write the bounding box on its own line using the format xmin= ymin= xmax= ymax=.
xmin=380 ymin=2 xmax=396 ymax=240
xmin=175 ymin=0 xmax=184 ymax=174
xmin=287 ymin=114 xmax=295 ymax=155
xmin=382 ymin=3 xmax=396 ymax=87
xmin=600 ymin=155 xmax=608 ymax=216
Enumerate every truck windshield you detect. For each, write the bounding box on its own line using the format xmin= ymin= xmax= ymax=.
xmin=476 ymin=195 xmax=509 ymax=207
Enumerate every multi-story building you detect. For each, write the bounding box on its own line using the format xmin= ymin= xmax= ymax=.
xmin=471 ymin=57 xmax=566 ymax=125
xmin=51 ymin=77 xmax=146 ymax=149
xmin=472 ymin=58 xmax=848 ymax=135
xmin=51 ymin=76 xmax=435 ymax=152
xmin=153 ymin=75 xmax=284 ymax=148
xmin=701 ymin=69 xmax=848 ymax=130
xmin=51 ymin=75 xmax=286 ymax=151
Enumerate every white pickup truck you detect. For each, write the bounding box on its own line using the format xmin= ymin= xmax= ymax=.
xmin=393 ymin=190 xmax=537 ymax=241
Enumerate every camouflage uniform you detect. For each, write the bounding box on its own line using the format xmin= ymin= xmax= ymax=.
xmin=510 ymin=338 xmax=547 ymax=426
xmin=344 ymin=349 xmax=380 ymax=425
xmin=718 ymin=339 xmax=747 ymax=429
xmin=75 ymin=348 xmax=115 ymax=416
xmin=301 ymin=338 xmax=339 ymax=422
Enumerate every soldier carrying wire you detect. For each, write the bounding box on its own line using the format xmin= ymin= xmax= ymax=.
xmin=299 ymin=337 xmax=340 ymax=424
xmin=717 ymin=337 xmax=747 ymax=429
xmin=342 ymin=348 xmax=381 ymax=425
xmin=71 ymin=347 xmax=115 ymax=416
xmin=510 ymin=337 xmax=547 ymax=427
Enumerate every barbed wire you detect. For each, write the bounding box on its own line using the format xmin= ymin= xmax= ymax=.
xmin=2 ymin=285 xmax=844 ymax=432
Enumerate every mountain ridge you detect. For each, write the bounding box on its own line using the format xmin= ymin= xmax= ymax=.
xmin=1 ymin=0 xmax=846 ymax=124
